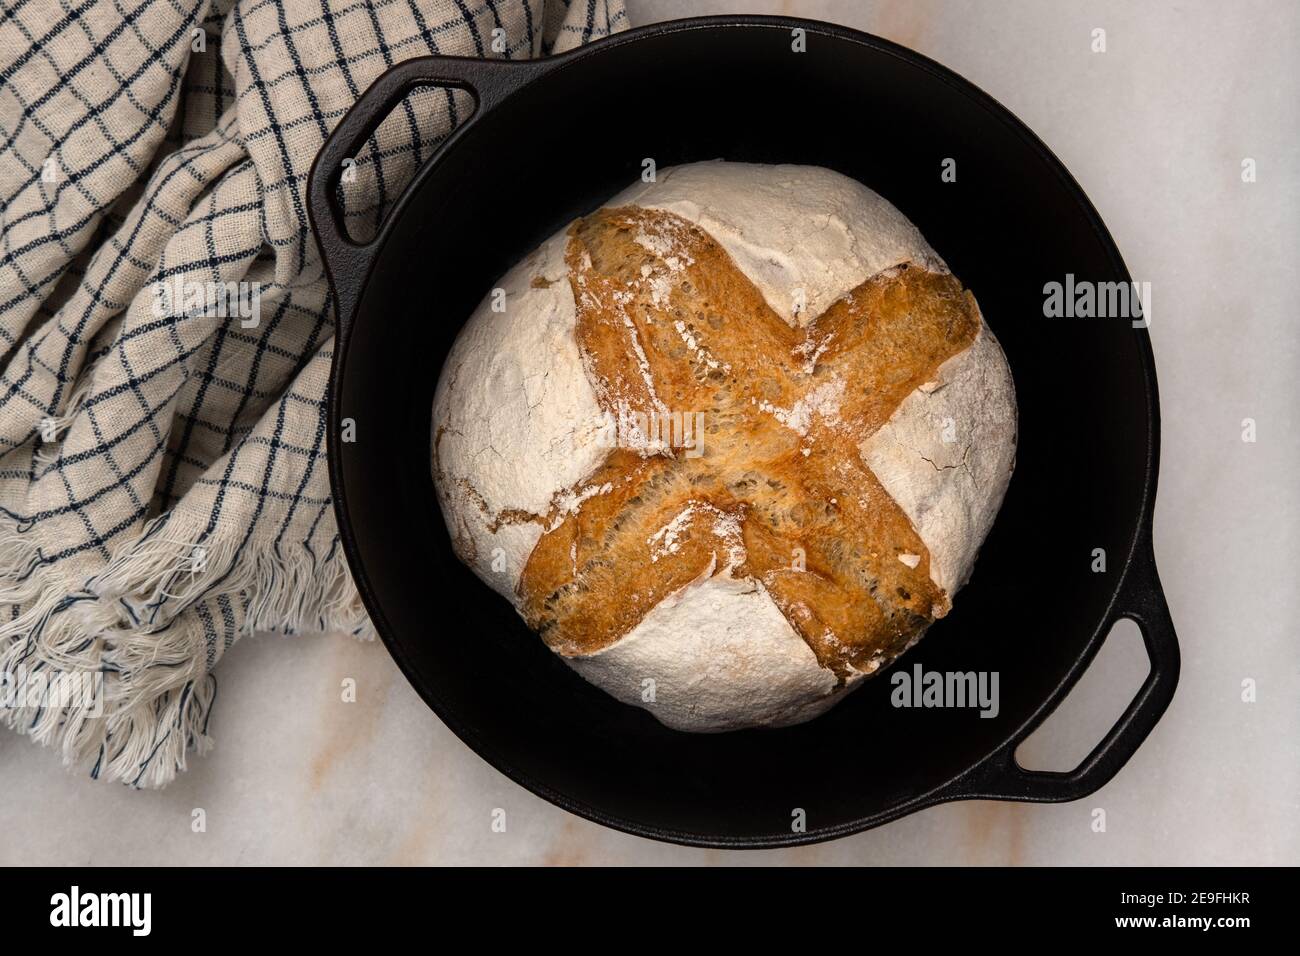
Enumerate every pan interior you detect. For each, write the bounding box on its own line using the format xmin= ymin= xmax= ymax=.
xmin=335 ymin=23 xmax=1153 ymax=845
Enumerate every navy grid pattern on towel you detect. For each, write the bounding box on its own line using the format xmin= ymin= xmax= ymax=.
xmin=0 ymin=0 xmax=628 ymax=787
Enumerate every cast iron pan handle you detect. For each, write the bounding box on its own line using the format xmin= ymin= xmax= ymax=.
xmin=945 ymin=525 xmax=1179 ymax=803
xmin=307 ymin=55 xmax=548 ymax=331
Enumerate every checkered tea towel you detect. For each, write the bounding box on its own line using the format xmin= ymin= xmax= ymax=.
xmin=0 ymin=0 xmax=628 ymax=787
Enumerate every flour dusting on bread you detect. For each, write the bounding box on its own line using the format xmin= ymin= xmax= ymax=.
xmin=432 ymin=162 xmax=1016 ymax=732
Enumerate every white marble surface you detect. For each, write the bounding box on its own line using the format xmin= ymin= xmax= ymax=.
xmin=2 ymin=0 xmax=1297 ymax=865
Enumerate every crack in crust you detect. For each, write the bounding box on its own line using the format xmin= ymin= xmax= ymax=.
xmin=517 ymin=207 xmax=979 ymax=681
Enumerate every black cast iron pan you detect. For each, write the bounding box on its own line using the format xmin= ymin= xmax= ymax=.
xmin=307 ymin=16 xmax=1179 ymax=848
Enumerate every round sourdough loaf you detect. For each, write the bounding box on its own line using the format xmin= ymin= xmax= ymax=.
xmin=431 ymin=162 xmax=1016 ymax=732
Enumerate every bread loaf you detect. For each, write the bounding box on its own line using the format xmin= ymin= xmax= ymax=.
xmin=432 ymin=162 xmax=1016 ymax=731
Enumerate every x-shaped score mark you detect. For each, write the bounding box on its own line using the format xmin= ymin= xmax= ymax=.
xmin=520 ymin=207 xmax=979 ymax=681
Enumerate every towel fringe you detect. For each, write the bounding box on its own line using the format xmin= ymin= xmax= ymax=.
xmin=0 ymin=510 xmax=372 ymax=788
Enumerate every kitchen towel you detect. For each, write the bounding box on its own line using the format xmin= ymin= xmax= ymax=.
xmin=0 ymin=0 xmax=628 ymax=786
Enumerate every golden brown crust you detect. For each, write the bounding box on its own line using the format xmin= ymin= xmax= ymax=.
xmin=516 ymin=207 xmax=979 ymax=680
